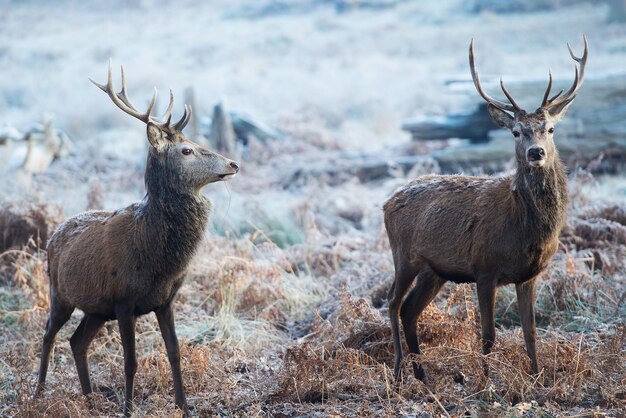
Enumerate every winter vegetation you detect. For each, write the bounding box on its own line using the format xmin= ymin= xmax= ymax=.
xmin=1 ymin=1 xmax=625 ymax=416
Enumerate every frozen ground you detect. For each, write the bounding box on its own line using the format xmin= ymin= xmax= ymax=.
xmin=0 ymin=1 xmax=625 ymax=417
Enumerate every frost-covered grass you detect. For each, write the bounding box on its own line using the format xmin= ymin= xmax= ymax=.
xmin=1 ymin=1 xmax=625 ymax=417
xmin=1 ymin=164 xmax=624 ymax=417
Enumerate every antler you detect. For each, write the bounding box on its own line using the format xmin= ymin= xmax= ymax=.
xmin=541 ymin=34 xmax=588 ymax=110
xmin=90 ymin=60 xmax=192 ymax=133
xmin=469 ymin=39 xmax=522 ymax=113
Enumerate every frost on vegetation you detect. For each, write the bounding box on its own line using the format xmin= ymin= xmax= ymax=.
xmin=1 ymin=1 xmax=625 ymax=415
xmin=1 ymin=128 xmax=624 ymax=418
xmin=176 ymin=236 xmax=326 ymax=351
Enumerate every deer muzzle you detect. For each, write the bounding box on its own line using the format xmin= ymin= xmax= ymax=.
xmin=218 ymin=160 xmax=240 ymax=180
xmin=527 ymin=146 xmax=546 ymax=167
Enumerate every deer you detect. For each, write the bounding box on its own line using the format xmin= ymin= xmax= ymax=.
xmin=34 ymin=62 xmax=240 ymax=417
xmin=384 ymin=36 xmax=588 ymax=382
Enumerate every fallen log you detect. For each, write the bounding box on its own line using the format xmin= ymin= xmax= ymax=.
xmin=403 ymin=73 xmax=626 ymax=148
xmin=283 ymin=130 xmax=625 ymax=186
xmin=402 ymin=103 xmax=493 ymax=143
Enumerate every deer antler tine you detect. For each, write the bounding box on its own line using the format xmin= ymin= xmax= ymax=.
xmin=120 ymin=65 xmax=127 ymax=94
xmin=559 ymin=64 xmax=579 ymax=101
xmin=546 ymin=65 xmax=578 ymax=107
xmin=568 ymin=34 xmax=588 ymax=63
xmin=469 ymin=39 xmax=517 ymax=112
xmin=469 ymin=40 xmax=491 ymax=103
xmin=89 ymin=77 xmax=107 ymax=92
xmin=117 ymin=65 xmax=136 ymax=109
xmin=161 ymin=89 xmax=174 ymax=123
xmin=172 ymin=105 xmax=187 ymax=131
xmin=107 ymin=59 xmax=114 ymax=90
xmin=145 ymin=87 xmax=157 ymax=119
xmin=541 ymin=70 xmax=553 ymax=107
xmin=88 ymin=60 xmax=110 ymax=91
xmin=173 ymin=104 xmax=192 ymax=131
xmin=548 ymin=89 xmax=563 ymax=102
xmin=183 ymin=105 xmax=193 ymax=130
xmin=567 ymin=43 xmax=576 ymax=61
xmin=546 ymin=35 xmax=587 ymax=109
xmin=499 ymin=78 xmax=521 ymax=111
xmin=184 ymin=105 xmax=192 ymax=126
xmin=469 ymin=40 xmax=487 ymax=100
xmin=184 ymin=105 xmax=193 ymax=128
xmin=572 ymin=34 xmax=588 ymax=82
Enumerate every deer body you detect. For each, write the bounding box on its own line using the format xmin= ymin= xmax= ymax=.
xmin=36 ymin=63 xmax=239 ymax=417
xmin=386 ymin=166 xmax=567 ymax=287
xmin=48 ymin=193 xmax=209 ymax=319
xmin=386 ymin=37 xmax=586 ymax=381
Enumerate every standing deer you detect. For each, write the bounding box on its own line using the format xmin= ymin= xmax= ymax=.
xmin=35 ymin=62 xmax=239 ymax=416
xmin=385 ymin=36 xmax=587 ymax=381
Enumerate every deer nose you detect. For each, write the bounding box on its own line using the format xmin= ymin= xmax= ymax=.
xmin=230 ymin=161 xmax=240 ymax=172
xmin=527 ymin=146 xmax=546 ymax=161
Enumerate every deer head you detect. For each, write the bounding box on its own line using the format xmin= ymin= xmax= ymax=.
xmin=90 ymin=62 xmax=239 ymax=193
xmin=469 ymin=36 xmax=588 ymax=169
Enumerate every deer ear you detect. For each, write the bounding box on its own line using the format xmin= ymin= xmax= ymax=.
xmin=547 ymin=95 xmax=575 ymax=122
xmin=487 ymin=104 xmax=515 ymax=129
xmin=146 ymin=122 xmax=166 ymax=152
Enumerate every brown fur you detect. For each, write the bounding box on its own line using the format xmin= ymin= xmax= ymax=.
xmin=35 ymin=95 xmax=239 ymax=416
xmin=384 ymin=39 xmax=586 ymax=381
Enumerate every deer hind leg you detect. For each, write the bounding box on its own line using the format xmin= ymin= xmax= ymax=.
xmin=388 ymin=256 xmax=418 ymax=382
xmin=516 ymin=279 xmax=538 ymax=374
xmin=35 ymin=297 xmax=74 ymax=397
xmin=400 ymin=268 xmax=445 ymax=381
xmin=70 ymin=314 xmax=106 ymax=396
xmin=477 ymin=279 xmax=497 ymax=376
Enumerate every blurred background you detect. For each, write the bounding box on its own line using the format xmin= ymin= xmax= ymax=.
xmin=1 ymin=1 xmax=625 ymax=416
xmin=1 ymin=0 xmax=625 ymax=224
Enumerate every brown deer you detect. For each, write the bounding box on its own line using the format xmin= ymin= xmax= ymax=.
xmin=384 ymin=36 xmax=587 ymax=381
xmin=35 ymin=62 xmax=239 ymax=416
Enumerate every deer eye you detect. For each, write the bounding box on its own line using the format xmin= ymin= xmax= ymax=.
xmin=548 ymin=127 xmax=554 ymax=134
xmin=512 ymin=131 xmax=520 ymax=138
xmin=182 ymin=148 xmax=193 ymax=156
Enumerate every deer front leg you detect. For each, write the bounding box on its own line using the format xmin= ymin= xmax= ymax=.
xmin=477 ymin=280 xmax=497 ymax=376
xmin=155 ymin=304 xmax=189 ymax=417
xmin=116 ymin=307 xmax=137 ymax=417
xmin=516 ymin=279 xmax=538 ymax=374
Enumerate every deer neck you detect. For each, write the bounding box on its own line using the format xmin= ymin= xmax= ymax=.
xmin=138 ymin=172 xmax=212 ymax=279
xmin=512 ymin=155 xmax=568 ymax=239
